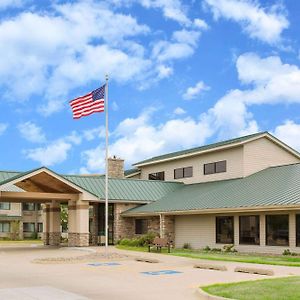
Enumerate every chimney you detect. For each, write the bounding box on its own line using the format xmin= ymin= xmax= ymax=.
xmin=108 ymin=156 xmax=124 ymax=178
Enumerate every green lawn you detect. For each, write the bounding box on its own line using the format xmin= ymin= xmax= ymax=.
xmin=202 ymin=277 xmax=300 ymax=300
xmin=116 ymin=245 xmax=300 ymax=267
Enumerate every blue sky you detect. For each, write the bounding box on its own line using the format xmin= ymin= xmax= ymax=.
xmin=0 ymin=0 xmax=300 ymax=174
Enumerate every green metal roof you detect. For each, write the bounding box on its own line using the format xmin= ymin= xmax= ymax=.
xmin=65 ymin=175 xmax=182 ymax=202
xmin=133 ymin=132 xmax=267 ymax=166
xmin=124 ymin=163 xmax=300 ymax=215
xmin=124 ymin=168 xmax=140 ymax=176
xmin=0 ymin=169 xmax=182 ymax=202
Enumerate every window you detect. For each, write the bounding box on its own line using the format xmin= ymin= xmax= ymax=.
xmin=0 ymin=222 xmax=10 ymax=233
xmin=23 ymin=223 xmax=35 ymax=233
xmin=216 ymin=216 xmax=234 ymax=244
xmin=239 ymin=216 xmax=260 ymax=245
xmin=174 ymin=167 xmax=193 ymax=179
xmin=36 ymin=203 xmax=42 ymax=211
xmin=0 ymin=202 xmax=10 ymax=210
xmin=22 ymin=203 xmax=35 ymax=211
xmin=204 ymin=161 xmax=227 ymax=175
xmin=37 ymin=223 xmax=43 ymax=233
xmin=135 ymin=219 xmax=148 ymax=234
xmin=148 ymin=172 xmax=165 ymax=181
xmin=266 ymin=215 xmax=289 ymax=246
xmin=297 ymin=215 xmax=300 ymax=247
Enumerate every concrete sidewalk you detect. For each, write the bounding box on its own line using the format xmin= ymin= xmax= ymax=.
xmin=0 ymin=246 xmax=299 ymax=300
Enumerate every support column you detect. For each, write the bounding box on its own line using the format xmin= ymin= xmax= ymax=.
xmin=260 ymin=213 xmax=266 ymax=247
xmin=289 ymin=212 xmax=296 ymax=249
xmin=75 ymin=200 xmax=90 ymax=247
xmin=43 ymin=204 xmax=50 ymax=245
xmin=90 ymin=203 xmax=99 ymax=245
xmin=234 ymin=215 xmax=239 ymax=246
xmin=160 ymin=214 xmax=175 ymax=243
xmin=68 ymin=200 xmax=77 ymax=247
xmin=68 ymin=199 xmax=89 ymax=247
xmin=49 ymin=201 xmax=61 ymax=246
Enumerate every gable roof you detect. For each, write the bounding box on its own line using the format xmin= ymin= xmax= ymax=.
xmin=0 ymin=168 xmax=182 ymax=203
xmin=133 ymin=132 xmax=300 ymax=167
xmin=124 ymin=168 xmax=141 ymax=178
xmin=124 ymin=163 xmax=300 ymax=215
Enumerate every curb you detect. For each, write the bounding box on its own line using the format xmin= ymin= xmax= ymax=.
xmin=197 ymin=288 xmax=232 ymax=300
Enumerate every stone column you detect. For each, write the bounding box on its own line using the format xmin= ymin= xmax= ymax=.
xmin=68 ymin=199 xmax=89 ymax=247
xmin=68 ymin=200 xmax=77 ymax=247
xmin=75 ymin=200 xmax=90 ymax=247
xmin=42 ymin=204 xmax=50 ymax=245
xmin=160 ymin=215 xmax=175 ymax=243
xmin=18 ymin=221 xmax=24 ymax=240
xmin=49 ymin=201 xmax=61 ymax=246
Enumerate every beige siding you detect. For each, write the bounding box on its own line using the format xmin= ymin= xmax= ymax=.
xmin=140 ymin=146 xmax=244 ymax=184
xmin=0 ymin=203 xmax=21 ymax=216
xmin=175 ymin=211 xmax=300 ymax=254
xmin=243 ymin=137 xmax=299 ymax=177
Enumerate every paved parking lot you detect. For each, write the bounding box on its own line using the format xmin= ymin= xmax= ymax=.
xmin=0 ymin=245 xmax=300 ymax=299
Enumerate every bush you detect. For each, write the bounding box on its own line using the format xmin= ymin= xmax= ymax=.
xmin=183 ymin=243 xmax=192 ymax=249
xmin=119 ymin=232 xmax=158 ymax=247
xmin=203 ymin=246 xmax=211 ymax=251
xmin=283 ymin=249 xmax=292 ymax=256
xmin=223 ymin=244 xmax=237 ymax=253
xmin=211 ymin=248 xmax=222 ymax=252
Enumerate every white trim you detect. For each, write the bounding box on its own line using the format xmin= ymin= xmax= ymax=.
xmin=133 ymin=133 xmax=300 ymax=167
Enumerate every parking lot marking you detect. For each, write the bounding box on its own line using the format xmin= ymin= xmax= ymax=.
xmin=141 ymin=270 xmax=182 ymax=276
xmin=87 ymin=262 xmax=121 ymax=267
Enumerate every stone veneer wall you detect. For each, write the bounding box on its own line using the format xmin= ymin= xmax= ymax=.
xmin=147 ymin=217 xmax=160 ymax=236
xmin=68 ymin=233 xmax=89 ymax=247
xmin=161 ymin=215 xmax=175 ymax=243
xmin=49 ymin=232 xmax=60 ymax=246
xmin=114 ymin=203 xmax=139 ymax=242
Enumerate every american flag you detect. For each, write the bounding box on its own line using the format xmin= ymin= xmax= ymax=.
xmin=70 ymin=85 xmax=105 ymax=119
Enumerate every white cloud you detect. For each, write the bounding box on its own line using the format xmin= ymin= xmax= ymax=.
xmin=173 ymin=107 xmax=186 ymax=115
xmin=183 ymin=81 xmax=210 ymax=100
xmin=0 ymin=123 xmax=8 ymax=136
xmin=152 ymin=28 xmax=203 ymax=63
xmin=0 ymin=0 xmax=23 ymax=10
xmin=23 ymin=130 xmax=84 ymax=166
xmin=18 ymin=121 xmax=46 ymax=143
xmin=24 ymin=140 xmax=72 ymax=166
xmin=0 ymin=1 xmax=153 ymax=115
xmin=81 ymin=109 xmax=213 ymax=172
xmin=193 ymin=18 xmax=209 ymax=30
xmin=273 ymin=120 xmax=300 ymax=151
xmin=156 ymin=64 xmax=173 ymax=78
xmin=139 ymin=0 xmax=190 ymax=25
xmin=203 ymin=0 xmax=289 ymax=44
xmin=235 ymin=53 xmax=300 ymax=105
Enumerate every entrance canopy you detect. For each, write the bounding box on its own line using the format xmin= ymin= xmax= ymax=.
xmin=0 ymin=167 xmax=99 ymax=203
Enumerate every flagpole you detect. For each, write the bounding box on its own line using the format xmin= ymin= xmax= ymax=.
xmin=105 ymin=74 xmax=109 ymax=255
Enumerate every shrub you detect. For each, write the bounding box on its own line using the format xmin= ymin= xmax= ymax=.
xmin=211 ymin=248 xmax=222 ymax=252
xmin=203 ymin=246 xmax=211 ymax=251
xmin=283 ymin=249 xmax=292 ymax=256
xmin=183 ymin=243 xmax=192 ymax=249
xmin=223 ymin=244 xmax=237 ymax=253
